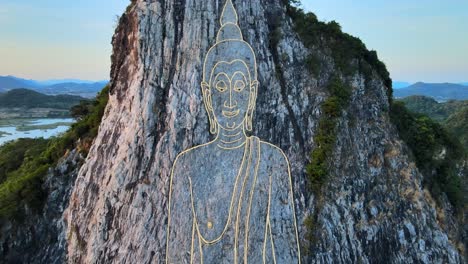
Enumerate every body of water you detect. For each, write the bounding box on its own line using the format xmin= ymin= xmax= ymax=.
xmin=0 ymin=118 xmax=74 ymax=146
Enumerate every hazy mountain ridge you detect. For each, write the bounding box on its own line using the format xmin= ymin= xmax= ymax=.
xmin=394 ymin=82 xmax=468 ymax=101
xmin=0 ymin=76 xmax=41 ymax=92
xmin=0 ymin=75 xmax=108 ymax=98
xmin=37 ymin=79 xmax=108 ymax=86
xmin=37 ymin=82 xmax=108 ymax=98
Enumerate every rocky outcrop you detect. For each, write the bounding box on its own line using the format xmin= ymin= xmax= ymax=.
xmin=309 ymin=80 xmax=463 ymax=263
xmin=0 ymin=150 xmax=83 ymax=263
xmin=64 ymin=0 xmax=464 ymax=263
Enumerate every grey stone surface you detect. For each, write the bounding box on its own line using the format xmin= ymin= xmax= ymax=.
xmin=165 ymin=2 xmax=300 ymax=262
xmin=0 ymin=150 xmax=82 ymax=264
xmin=60 ymin=0 xmax=465 ymax=263
xmin=166 ymin=137 xmax=300 ymax=263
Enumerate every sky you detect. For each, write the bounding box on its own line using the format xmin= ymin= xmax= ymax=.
xmin=301 ymin=0 xmax=468 ymax=83
xmin=0 ymin=0 xmax=466 ymax=83
xmin=0 ymin=0 xmax=128 ymax=81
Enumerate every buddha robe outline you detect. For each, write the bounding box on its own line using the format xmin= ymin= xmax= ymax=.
xmin=166 ymin=1 xmax=301 ymax=263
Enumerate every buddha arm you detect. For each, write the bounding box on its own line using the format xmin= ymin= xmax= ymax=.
xmin=166 ymin=156 xmax=192 ymax=264
xmin=268 ymin=152 xmax=301 ymax=263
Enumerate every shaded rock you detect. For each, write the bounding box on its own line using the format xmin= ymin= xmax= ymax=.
xmin=0 ymin=150 xmax=83 ymax=263
xmin=63 ymin=0 xmax=465 ymax=263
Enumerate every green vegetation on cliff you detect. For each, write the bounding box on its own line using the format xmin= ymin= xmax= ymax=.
xmin=399 ymin=96 xmax=468 ymax=149
xmin=399 ymin=96 xmax=467 ymax=122
xmin=281 ymin=1 xmax=390 ymax=194
xmin=281 ymin=1 xmax=390 ymax=247
xmin=390 ymin=101 xmax=465 ymax=210
xmin=282 ymin=1 xmax=465 ymax=249
xmin=306 ymin=77 xmax=351 ymax=193
xmin=445 ymin=107 xmax=468 ymax=151
xmin=0 ymin=86 xmax=109 ymax=220
xmin=284 ymin=0 xmax=392 ymax=100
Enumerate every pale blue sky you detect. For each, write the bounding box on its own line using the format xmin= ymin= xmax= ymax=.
xmin=0 ymin=0 xmax=466 ymax=83
xmin=0 ymin=0 xmax=128 ymax=81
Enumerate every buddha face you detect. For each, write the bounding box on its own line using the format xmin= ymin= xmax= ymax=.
xmin=202 ymin=59 xmax=258 ymax=131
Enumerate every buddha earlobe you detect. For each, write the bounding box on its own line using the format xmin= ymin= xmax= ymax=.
xmin=245 ymin=80 xmax=258 ymax=132
xmin=209 ymin=115 xmax=218 ymax=134
xmin=201 ymin=82 xmax=213 ymax=111
xmin=250 ymin=80 xmax=258 ymax=92
xmin=201 ymin=81 xmax=217 ymax=134
xmin=201 ymin=81 xmax=210 ymax=90
xmin=248 ymin=80 xmax=258 ymax=110
xmin=245 ymin=113 xmax=253 ymax=132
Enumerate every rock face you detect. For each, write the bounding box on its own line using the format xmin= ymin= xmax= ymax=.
xmin=64 ymin=0 xmax=464 ymax=263
xmin=0 ymin=150 xmax=82 ymax=264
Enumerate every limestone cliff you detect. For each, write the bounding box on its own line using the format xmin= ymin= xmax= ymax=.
xmin=0 ymin=150 xmax=82 ymax=263
xmin=14 ymin=0 xmax=461 ymax=263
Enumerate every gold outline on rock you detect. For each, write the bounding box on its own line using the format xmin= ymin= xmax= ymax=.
xmin=166 ymin=0 xmax=301 ymax=263
xmin=190 ymin=140 xmax=249 ymax=245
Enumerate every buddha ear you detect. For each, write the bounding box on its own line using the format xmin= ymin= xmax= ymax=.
xmin=249 ymin=80 xmax=258 ymax=109
xmin=245 ymin=80 xmax=258 ymax=132
xmin=201 ymin=81 xmax=217 ymax=134
xmin=201 ymin=81 xmax=213 ymax=110
xmin=201 ymin=81 xmax=210 ymax=91
xmin=250 ymin=80 xmax=258 ymax=91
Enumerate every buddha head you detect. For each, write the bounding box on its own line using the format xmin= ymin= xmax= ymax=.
xmin=201 ymin=0 xmax=258 ymax=134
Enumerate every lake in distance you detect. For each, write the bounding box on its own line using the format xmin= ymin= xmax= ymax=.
xmin=0 ymin=118 xmax=75 ymax=146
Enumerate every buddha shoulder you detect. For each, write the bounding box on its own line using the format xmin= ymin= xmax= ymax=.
xmin=171 ymin=143 xmax=212 ymax=171
xmin=259 ymin=140 xmax=290 ymax=171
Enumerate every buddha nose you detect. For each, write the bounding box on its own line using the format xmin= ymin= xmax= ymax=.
xmin=224 ymin=99 xmax=237 ymax=109
xmin=224 ymin=91 xmax=237 ymax=109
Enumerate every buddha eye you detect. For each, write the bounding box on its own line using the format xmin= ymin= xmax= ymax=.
xmin=233 ymin=80 xmax=246 ymax=92
xmin=215 ymin=80 xmax=228 ymax=92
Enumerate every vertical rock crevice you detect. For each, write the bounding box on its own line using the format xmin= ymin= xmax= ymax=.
xmin=63 ymin=0 xmax=465 ymax=263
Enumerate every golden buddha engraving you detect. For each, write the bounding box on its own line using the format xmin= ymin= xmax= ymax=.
xmin=166 ymin=1 xmax=300 ymax=263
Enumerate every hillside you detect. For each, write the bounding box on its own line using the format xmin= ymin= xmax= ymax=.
xmin=0 ymin=76 xmax=107 ymax=98
xmin=399 ymin=95 xmax=468 ymax=149
xmin=446 ymin=108 xmax=468 ymax=150
xmin=0 ymin=76 xmax=40 ymax=92
xmin=0 ymin=88 xmax=86 ymax=109
xmin=0 ymin=0 xmax=465 ymax=263
xmin=0 ymin=87 xmax=109 ymax=263
xmin=399 ymin=95 xmax=468 ymax=122
xmin=394 ymin=82 xmax=468 ymax=101
xmin=64 ymin=0 xmax=463 ymax=263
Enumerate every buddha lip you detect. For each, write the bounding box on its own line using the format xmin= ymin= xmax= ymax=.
xmin=222 ymin=109 xmax=240 ymax=118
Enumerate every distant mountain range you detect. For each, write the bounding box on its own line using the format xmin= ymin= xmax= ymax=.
xmin=393 ymin=82 xmax=468 ymax=101
xmin=393 ymin=81 xmax=468 ymax=89
xmin=0 ymin=76 xmax=41 ymax=90
xmin=0 ymin=75 xmax=108 ymax=98
xmin=37 ymin=79 xmax=108 ymax=86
